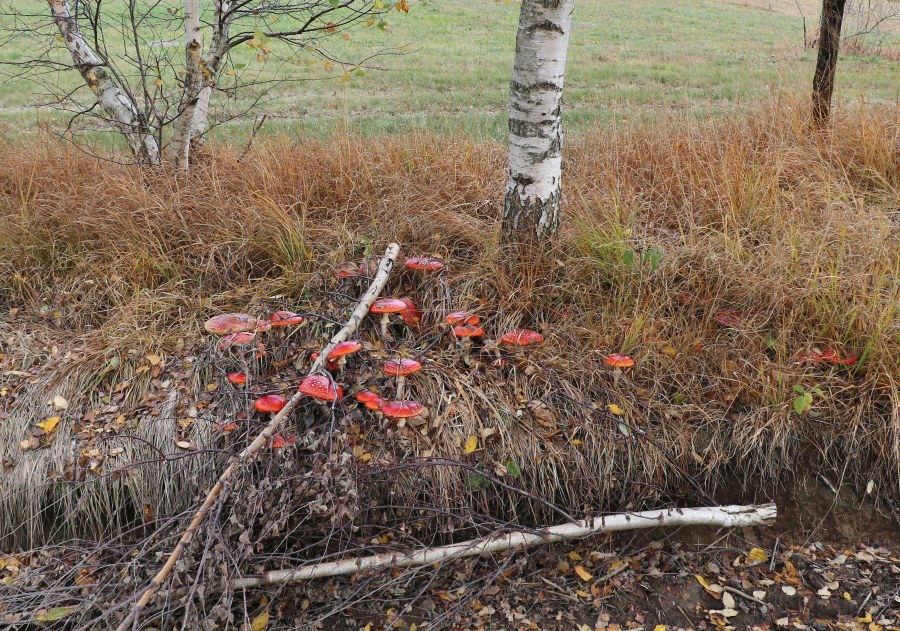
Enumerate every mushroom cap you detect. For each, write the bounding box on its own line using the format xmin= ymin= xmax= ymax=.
xmin=227 ymin=371 xmax=247 ymax=385
xmin=603 ymin=353 xmax=635 ymax=368
xmin=269 ymin=433 xmax=297 ymax=449
xmin=337 ymin=262 xmax=365 ymax=278
xmin=269 ymin=310 xmax=304 ymax=327
xmin=254 ymin=394 xmax=288 ymax=413
xmin=355 ymin=390 xmax=381 ymax=403
xmin=446 ymin=311 xmax=480 ymax=326
xmin=329 ymin=340 xmax=363 ymax=360
xmin=500 ymin=329 xmax=543 ymax=346
xmin=381 ymin=400 xmax=425 ymax=419
xmin=399 ymin=297 xmax=422 ymax=327
xmin=383 ymin=358 xmax=422 ymax=377
xmin=798 ymin=347 xmax=857 ymax=365
xmin=299 ymin=375 xmax=344 ymax=401
xmin=404 ymin=257 xmax=445 ymax=272
xmin=452 ymin=324 xmax=485 ymax=338
xmin=217 ymin=331 xmax=256 ymax=349
xmin=204 ymin=313 xmax=259 ymax=335
xmin=311 ymin=352 xmax=340 ymax=371
xmin=365 ymin=397 xmax=386 ymax=411
xmin=370 ymin=298 xmax=408 ymax=314
xmin=714 ymin=310 xmax=743 ymax=327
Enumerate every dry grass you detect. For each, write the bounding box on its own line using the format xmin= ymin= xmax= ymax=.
xmin=0 ymin=101 xmax=898 ymax=547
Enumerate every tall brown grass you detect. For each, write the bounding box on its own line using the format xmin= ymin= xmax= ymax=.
xmin=0 ymin=101 xmax=898 ymax=545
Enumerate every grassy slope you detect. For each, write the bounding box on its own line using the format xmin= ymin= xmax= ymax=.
xmin=1 ymin=0 xmax=898 ymax=140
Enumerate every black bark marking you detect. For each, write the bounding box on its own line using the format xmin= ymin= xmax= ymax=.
xmin=525 ymin=19 xmax=564 ymax=35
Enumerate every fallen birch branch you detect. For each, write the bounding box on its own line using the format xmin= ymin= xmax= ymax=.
xmin=231 ymin=503 xmax=777 ymax=589
xmin=116 ymin=243 xmax=401 ymax=631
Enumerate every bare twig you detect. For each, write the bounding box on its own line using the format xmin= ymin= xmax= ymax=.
xmin=115 ymin=242 xmax=401 ymax=631
xmin=230 ymin=504 xmax=777 ymax=589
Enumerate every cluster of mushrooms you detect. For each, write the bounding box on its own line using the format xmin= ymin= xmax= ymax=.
xmin=204 ymin=255 xmax=636 ymax=438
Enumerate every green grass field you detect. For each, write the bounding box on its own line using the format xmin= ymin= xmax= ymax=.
xmin=0 ymin=0 xmax=897 ymax=141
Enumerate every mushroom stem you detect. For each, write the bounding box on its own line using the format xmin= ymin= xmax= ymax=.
xmin=461 ymin=337 xmax=472 ymax=366
xmin=397 ymin=375 xmax=406 ymax=400
xmin=380 ymin=313 xmax=390 ymax=338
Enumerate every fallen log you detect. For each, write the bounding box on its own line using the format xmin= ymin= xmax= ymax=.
xmin=231 ymin=503 xmax=777 ymax=589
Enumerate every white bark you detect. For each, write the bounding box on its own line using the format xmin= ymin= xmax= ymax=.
xmin=170 ymin=0 xmax=203 ymax=169
xmin=114 ymin=243 xmax=401 ymax=631
xmin=49 ymin=0 xmax=160 ymax=165
xmin=501 ymin=0 xmax=574 ymax=243
xmin=190 ymin=85 xmax=213 ymax=138
xmin=232 ymin=504 xmax=778 ymax=588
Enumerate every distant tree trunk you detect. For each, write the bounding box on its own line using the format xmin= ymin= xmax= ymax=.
xmin=49 ymin=0 xmax=160 ymax=165
xmin=812 ymin=0 xmax=847 ymax=127
xmin=500 ymin=0 xmax=575 ymax=246
xmin=170 ymin=0 xmax=203 ymax=169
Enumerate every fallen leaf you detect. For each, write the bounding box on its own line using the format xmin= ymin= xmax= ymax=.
xmin=146 ymin=353 xmax=161 ymax=365
xmin=52 ymin=394 xmax=68 ymax=409
xmin=782 ymin=585 xmax=796 ymax=596
xmin=574 ymin=564 xmax=592 ymax=581
xmin=251 ymin=610 xmax=269 ymax=631
xmin=37 ymin=416 xmax=61 ymax=433
xmin=721 ymin=592 xmax=735 ymax=609
xmin=747 ymin=547 xmax=769 ymax=564
xmin=174 ymin=439 xmax=193 ymax=450
xmin=463 ymin=434 xmax=478 ymax=455
xmin=35 ymin=607 xmax=74 ymax=622
xmin=608 ymin=403 xmax=624 ymax=415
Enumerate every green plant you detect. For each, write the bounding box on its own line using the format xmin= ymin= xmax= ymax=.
xmin=792 ymin=384 xmax=824 ymax=415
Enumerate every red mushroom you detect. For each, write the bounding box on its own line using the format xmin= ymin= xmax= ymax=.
xmin=310 ymin=351 xmax=339 ymax=372
xmin=204 ymin=313 xmax=259 ymax=336
xmin=446 ymin=311 xmax=480 ymax=326
xmin=370 ymin=298 xmax=409 ymax=337
xmin=217 ymin=331 xmax=256 ymax=350
xmin=714 ymin=310 xmax=743 ymax=328
xmin=797 ymin=347 xmax=858 ymax=365
xmin=254 ymin=394 xmax=288 ymax=415
xmin=355 ymin=391 xmax=381 ymax=404
xmin=452 ymin=324 xmax=485 ymax=364
xmin=399 ymin=297 xmax=423 ymax=327
xmin=299 ymin=374 xmax=344 ymax=403
xmin=227 ymin=371 xmax=247 ymax=386
xmin=327 ymin=340 xmax=363 ymax=372
xmin=269 ymin=310 xmax=304 ymax=327
xmin=337 ymin=261 xmax=365 ymax=279
xmin=383 ymin=358 xmax=422 ymax=399
xmin=404 ymin=257 xmax=446 ymax=272
xmin=381 ymin=400 xmax=427 ymax=427
xmin=500 ymin=329 xmax=544 ymax=348
xmin=603 ymin=354 xmax=635 ymax=368
xmin=365 ymin=397 xmax=386 ymax=411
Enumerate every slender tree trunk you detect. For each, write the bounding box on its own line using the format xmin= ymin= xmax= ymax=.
xmin=812 ymin=0 xmax=847 ymax=127
xmin=170 ymin=0 xmax=203 ymax=169
xmin=501 ymin=0 xmax=575 ymax=246
xmin=49 ymin=0 xmax=160 ymax=165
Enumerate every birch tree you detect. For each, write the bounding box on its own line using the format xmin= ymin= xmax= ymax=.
xmin=812 ymin=0 xmax=848 ymax=127
xmin=500 ymin=0 xmax=575 ymax=246
xmin=2 ymin=0 xmax=404 ymax=168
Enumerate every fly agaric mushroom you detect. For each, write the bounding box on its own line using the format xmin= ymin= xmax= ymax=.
xmin=399 ymin=297 xmax=423 ymax=327
xmin=310 ymin=352 xmax=339 ymax=372
xmin=328 ymin=340 xmax=363 ymax=372
xmin=370 ymin=298 xmax=408 ymax=337
xmin=797 ymin=347 xmax=857 ymax=365
xmin=204 ymin=313 xmax=259 ymax=335
xmin=299 ymin=374 xmax=344 ymax=403
xmin=383 ymin=358 xmax=422 ymax=399
xmin=269 ymin=310 xmax=304 ymax=327
xmin=254 ymin=394 xmax=287 ymax=416
xmin=603 ymin=353 xmax=635 ymax=368
xmin=365 ymin=397 xmax=386 ymax=411
xmin=500 ymin=329 xmax=544 ymax=348
xmin=452 ymin=324 xmax=484 ymax=364
xmin=336 ymin=261 xmax=365 ymax=279
xmin=217 ymin=331 xmax=256 ymax=350
xmin=446 ymin=311 xmax=480 ymax=326
xmin=714 ymin=310 xmax=743 ymax=328
xmin=404 ymin=257 xmax=445 ymax=272
xmin=227 ymin=371 xmax=247 ymax=386
xmin=381 ymin=400 xmax=427 ymax=427
xmin=355 ymin=391 xmax=381 ymax=404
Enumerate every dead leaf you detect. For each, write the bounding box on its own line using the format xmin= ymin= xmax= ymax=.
xmin=463 ymin=434 xmax=478 ymax=455
xmin=146 ymin=353 xmax=161 ymax=366
xmin=574 ymin=564 xmax=592 ymax=581
xmin=747 ymin=547 xmax=768 ymax=564
xmin=250 ymin=609 xmax=269 ymax=631
xmin=52 ymin=394 xmax=68 ymax=409
xmin=174 ymin=439 xmax=193 ymax=450
xmin=608 ymin=403 xmax=624 ymax=415
xmin=37 ymin=416 xmax=61 ymax=433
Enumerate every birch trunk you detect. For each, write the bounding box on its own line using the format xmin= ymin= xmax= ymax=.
xmin=812 ymin=0 xmax=847 ymax=127
xmin=501 ymin=0 xmax=574 ymax=245
xmin=49 ymin=0 xmax=160 ymax=165
xmin=170 ymin=0 xmax=203 ymax=169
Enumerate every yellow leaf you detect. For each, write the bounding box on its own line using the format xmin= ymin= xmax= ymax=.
xmin=250 ymin=610 xmax=269 ymax=631
xmin=661 ymin=345 xmax=678 ymax=359
xmin=146 ymin=353 xmax=161 ymax=365
xmin=341 ymin=33 xmax=349 ymax=40
xmin=323 ymin=61 xmax=333 ymax=70
xmin=463 ymin=434 xmax=478 ymax=455
xmin=695 ymin=574 xmax=712 ymax=591
xmin=570 ymin=438 xmax=583 ymax=446
xmin=206 ymin=383 xmax=218 ymax=392
xmin=575 ymin=589 xmax=589 ymax=598
xmin=747 ymin=547 xmax=768 ymax=564
xmin=37 ymin=416 xmax=61 ymax=433
xmin=568 ymin=551 xmax=582 ymax=561
xmin=574 ymin=564 xmax=592 ymax=581
xmin=360 ymin=452 xmax=372 ymax=463
xmin=226 ymin=68 xmax=236 ymax=76
xmin=608 ymin=403 xmax=624 ymax=416
xmin=654 ymin=626 xmax=667 ymax=631
xmin=155 ymin=79 xmax=163 ymax=87
xmin=340 ymin=72 xmax=351 ymax=84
